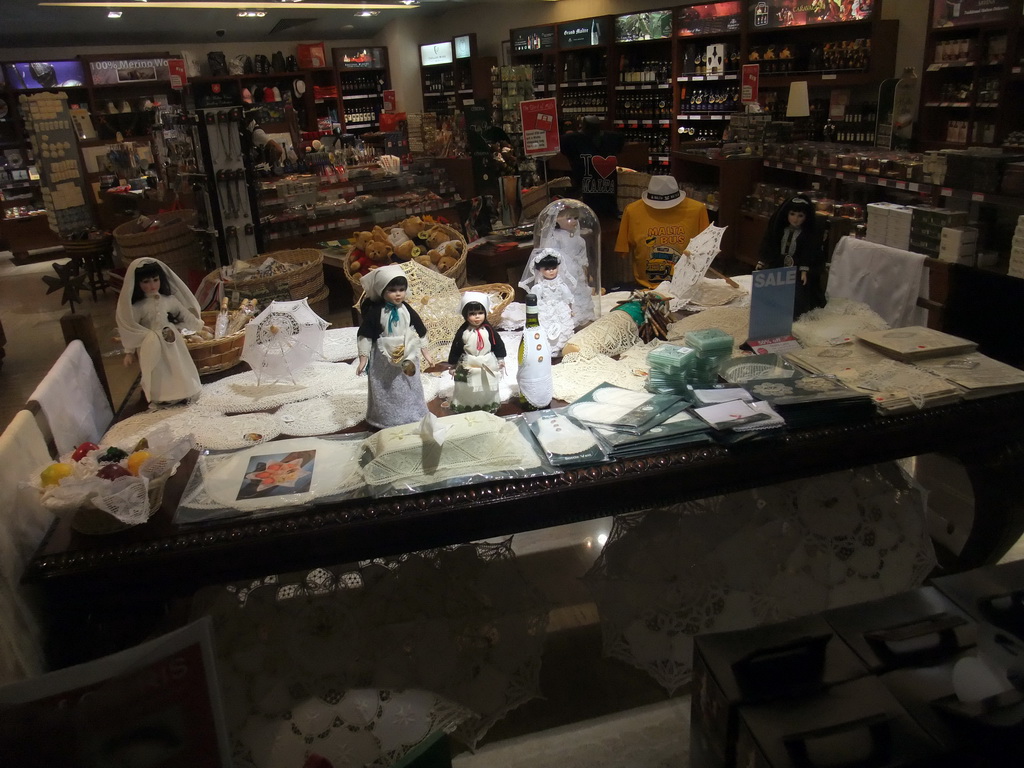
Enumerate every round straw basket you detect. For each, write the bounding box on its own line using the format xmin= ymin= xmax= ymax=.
xmin=113 ymin=210 xmax=202 ymax=283
xmin=221 ymin=248 xmax=325 ymax=306
xmin=341 ymin=222 xmax=468 ymax=295
xmin=186 ymin=310 xmax=247 ymax=375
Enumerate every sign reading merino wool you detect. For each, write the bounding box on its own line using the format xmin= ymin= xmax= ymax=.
xmin=89 ymin=58 xmax=171 ymax=85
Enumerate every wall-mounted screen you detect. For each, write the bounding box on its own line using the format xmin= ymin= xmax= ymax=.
xmin=931 ymin=0 xmax=1009 ymax=28
xmin=420 ymin=42 xmax=454 ymax=67
xmin=454 ymin=35 xmax=473 ymax=59
xmin=89 ymin=58 xmax=171 ymax=85
xmin=4 ymin=61 xmax=86 ymax=90
xmin=558 ymin=18 xmax=608 ymax=49
xmin=751 ymin=0 xmax=874 ymax=29
xmin=677 ymin=2 xmax=742 ymax=37
xmin=336 ymin=47 xmax=385 ymax=70
xmin=512 ymin=26 xmax=557 ymax=53
xmin=615 ymin=11 xmax=673 ymax=42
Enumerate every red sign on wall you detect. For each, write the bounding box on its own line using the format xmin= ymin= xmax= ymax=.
xmin=168 ymin=58 xmax=187 ymax=90
xmin=519 ymin=98 xmax=560 ymax=157
xmin=741 ymin=64 xmax=759 ymax=104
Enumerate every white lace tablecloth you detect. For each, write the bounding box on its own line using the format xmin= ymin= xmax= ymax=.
xmin=584 ymin=463 xmax=936 ymax=694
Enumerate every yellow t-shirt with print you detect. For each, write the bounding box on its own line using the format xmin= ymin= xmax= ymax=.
xmin=614 ymin=197 xmax=710 ymax=288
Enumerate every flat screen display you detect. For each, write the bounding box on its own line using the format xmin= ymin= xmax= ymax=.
xmin=751 ymin=0 xmax=874 ymax=29
xmin=454 ymin=35 xmax=473 ymax=59
xmin=677 ymin=2 xmax=743 ymax=36
xmin=4 ymin=61 xmax=86 ymax=89
xmin=558 ymin=18 xmax=608 ymax=49
xmin=615 ymin=11 xmax=673 ymax=42
xmin=512 ymin=26 xmax=557 ymax=53
xmin=420 ymin=42 xmax=454 ymax=67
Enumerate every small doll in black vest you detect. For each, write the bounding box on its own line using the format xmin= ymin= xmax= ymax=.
xmin=755 ymin=194 xmax=827 ymax=318
xmin=447 ymin=292 xmax=506 ymax=413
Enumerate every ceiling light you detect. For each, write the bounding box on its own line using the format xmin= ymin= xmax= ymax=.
xmin=43 ymin=2 xmax=414 ymax=9
xmin=356 ymin=9 xmax=379 ymax=16
xmin=400 ymin=0 xmax=417 ymax=5
xmin=107 ymin=9 xmax=122 ymax=16
xmin=237 ymin=9 xmax=266 ymax=15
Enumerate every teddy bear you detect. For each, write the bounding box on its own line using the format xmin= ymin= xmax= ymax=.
xmin=364 ymin=240 xmax=393 ymax=268
xmin=436 ymin=253 xmax=458 ymax=273
xmin=422 ymin=225 xmax=453 ymax=251
xmin=392 ymin=240 xmax=422 ymax=262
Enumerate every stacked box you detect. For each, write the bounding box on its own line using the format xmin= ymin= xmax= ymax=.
xmin=1009 ymin=214 xmax=1024 ymax=279
xmin=923 ymin=151 xmax=948 ymax=185
xmin=938 ymin=226 xmax=979 ymax=264
xmin=690 ymin=615 xmax=867 ymax=768
xmin=910 ymin=205 xmax=968 ymax=258
xmin=866 ymin=202 xmax=912 ymax=250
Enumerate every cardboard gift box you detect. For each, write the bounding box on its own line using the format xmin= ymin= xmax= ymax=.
xmin=824 ymin=586 xmax=977 ymax=673
xmin=931 ymin=559 xmax=1024 ymax=642
xmin=734 ymin=676 xmax=950 ymax=768
xmin=690 ymin=615 xmax=867 ymax=768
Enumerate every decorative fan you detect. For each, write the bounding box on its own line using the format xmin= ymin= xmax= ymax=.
xmin=241 ymin=299 xmax=328 ymax=385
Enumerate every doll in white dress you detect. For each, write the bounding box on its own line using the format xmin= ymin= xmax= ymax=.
xmin=520 ymin=247 xmax=575 ymax=357
xmin=357 ymin=265 xmax=432 ymax=429
xmin=117 ymin=258 xmax=206 ymax=406
xmin=447 ymin=292 xmax=506 ymax=413
xmin=537 ymin=204 xmax=596 ymax=326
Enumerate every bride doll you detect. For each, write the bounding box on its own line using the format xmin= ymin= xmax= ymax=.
xmin=520 ymin=247 xmax=575 ymax=356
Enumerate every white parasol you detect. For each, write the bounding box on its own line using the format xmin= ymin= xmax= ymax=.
xmin=667 ymin=223 xmax=727 ymax=302
xmin=241 ymin=299 xmax=328 ymax=384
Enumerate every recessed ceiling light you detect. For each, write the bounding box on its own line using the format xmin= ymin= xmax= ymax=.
xmin=400 ymin=0 xmax=417 ymax=5
xmin=355 ymin=9 xmax=379 ymax=15
xmin=107 ymin=9 xmax=122 ymax=16
xmin=237 ymin=9 xmax=266 ymax=15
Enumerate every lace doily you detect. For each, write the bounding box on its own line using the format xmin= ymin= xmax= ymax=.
xmin=792 ymin=297 xmax=890 ymax=348
xmin=666 ymin=306 xmax=748 ymax=351
xmin=178 ymin=436 xmax=364 ymax=514
xmin=101 ymin=404 xmax=190 ymax=449
xmin=562 ymin=310 xmax=639 ymax=361
xmin=196 ymin=362 xmax=359 ymax=414
xmin=177 ymin=412 xmax=284 ymax=451
xmin=678 ymin=278 xmax=745 ymax=310
xmin=552 ymin=353 xmax=650 ymax=404
xmin=319 ymin=327 xmax=359 ymax=362
xmin=361 ymin=412 xmax=542 ymax=491
xmin=192 ymin=539 xmax=549 ymax=752
xmin=583 ymin=463 xmax=935 ymax=695
xmin=233 ymin=688 xmax=473 ymax=768
xmin=277 ymin=393 xmax=367 ymax=436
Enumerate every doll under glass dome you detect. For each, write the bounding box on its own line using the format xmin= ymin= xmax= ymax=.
xmin=532 ymin=198 xmax=601 ymax=327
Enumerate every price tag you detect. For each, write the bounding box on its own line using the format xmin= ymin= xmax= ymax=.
xmin=972 ymin=193 xmax=985 ymax=202
xmin=822 ymin=74 xmax=837 ymax=80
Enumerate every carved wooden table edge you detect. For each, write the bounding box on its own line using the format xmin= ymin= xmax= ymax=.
xmin=24 ymin=390 xmax=1024 ymax=604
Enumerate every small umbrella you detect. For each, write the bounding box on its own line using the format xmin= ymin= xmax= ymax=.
xmin=242 ymin=299 xmax=328 ymax=385
xmin=667 ymin=222 xmax=726 ymax=303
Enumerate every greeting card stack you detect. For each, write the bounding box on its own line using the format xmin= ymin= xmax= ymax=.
xmin=855 ymin=326 xmax=978 ymax=362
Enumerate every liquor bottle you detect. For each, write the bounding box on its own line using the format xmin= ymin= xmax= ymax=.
xmin=214 ymin=296 xmax=230 ymax=339
xmin=517 ymin=292 xmax=552 ymax=410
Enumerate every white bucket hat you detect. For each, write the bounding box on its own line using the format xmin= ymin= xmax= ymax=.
xmin=641 ymin=175 xmax=684 ymax=209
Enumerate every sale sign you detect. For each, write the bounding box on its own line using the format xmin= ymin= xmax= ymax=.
xmin=519 ymin=98 xmax=560 ymax=157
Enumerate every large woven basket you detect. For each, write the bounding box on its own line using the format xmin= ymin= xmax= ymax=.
xmin=113 ymin=210 xmax=202 ymax=284
xmin=220 ymin=248 xmax=326 ymax=307
xmin=186 ymin=310 xmax=247 ymax=375
xmin=617 ymin=170 xmax=651 ymax=211
xmin=342 ymin=222 xmax=468 ymax=295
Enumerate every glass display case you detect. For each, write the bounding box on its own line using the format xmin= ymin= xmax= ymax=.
xmin=529 ymin=198 xmax=602 ymax=326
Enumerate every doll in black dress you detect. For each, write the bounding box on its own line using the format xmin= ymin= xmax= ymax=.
xmin=447 ymin=293 xmax=507 ymax=413
xmin=755 ymin=194 xmax=827 ymax=318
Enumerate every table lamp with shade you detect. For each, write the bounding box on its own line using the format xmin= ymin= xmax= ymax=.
xmin=786 ymin=80 xmax=811 ymax=140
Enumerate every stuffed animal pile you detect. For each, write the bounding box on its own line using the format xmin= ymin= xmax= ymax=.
xmin=347 ymin=216 xmax=466 ymax=277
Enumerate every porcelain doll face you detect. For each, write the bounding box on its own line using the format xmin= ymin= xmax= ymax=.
xmin=383 ymin=283 xmax=407 ymax=305
xmin=466 ymin=309 xmax=486 ymax=328
xmin=540 ymin=265 xmax=559 ymax=280
xmin=556 ymin=211 xmax=579 ymax=233
xmin=139 ymin=275 xmax=161 ymax=296
xmin=788 ymin=210 xmax=807 ymax=227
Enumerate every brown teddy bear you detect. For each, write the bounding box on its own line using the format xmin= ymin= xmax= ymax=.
xmin=392 ymin=240 xmax=422 ymax=262
xmin=436 ymin=253 xmax=459 ymax=273
xmin=364 ymin=239 xmax=393 ymax=268
xmin=422 ymin=225 xmax=452 ymax=251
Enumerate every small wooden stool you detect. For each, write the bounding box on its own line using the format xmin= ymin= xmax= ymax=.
xmin=61 ymin=235 xmax=114 ymax=301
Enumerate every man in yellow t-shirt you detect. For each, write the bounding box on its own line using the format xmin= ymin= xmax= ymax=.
xmin=614 ymin=175 xmax=710 ymax=288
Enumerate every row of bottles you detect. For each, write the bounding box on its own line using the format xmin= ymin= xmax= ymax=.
xmin=622 ymin=128 xmax=670 ymax=155
xmin=561 ymin=88 xmax=607 ymax=116
xmin=344 ymin=106 xmax=377 ymax=125
xmin=679 ymin=86 xmax=739 ymax=113
xmin=341 ymin=74 xmax=383 ymax=93
xmin=617 ymin=56 xmax=671 ymax=85
xmin=423 ymin=70 xmax=455 ymax=93
xmin=677 ymin=125 xmax=725 ymax=142
xmin=617 ymin=93 xmax=672 ymax=120
xmin=561 ymin=52 xmax=607 ymax=82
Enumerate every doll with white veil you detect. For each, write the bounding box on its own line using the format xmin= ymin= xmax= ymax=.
xmin=520 ymin=247 xmax=575 ymax=356
xmin=536 ymin=203 xmax=596 ymax=326
xmin=117 ymin=258 xmax=207 ymax=406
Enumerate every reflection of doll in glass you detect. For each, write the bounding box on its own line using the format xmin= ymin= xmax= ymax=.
xmin=357 ymin=265 xmax=432 ymax=429
xmin=116 ymin=258 xmax=206 ymax=406
xmin=755 ymin=194 xmax=826 ymax=319
xmin=520 ymin=247 xmax=575 ymax=356
xmin=538 ymin=205 xmax=596 ymax=326
xmin=447 ymin=292 xmax=507 ymax=413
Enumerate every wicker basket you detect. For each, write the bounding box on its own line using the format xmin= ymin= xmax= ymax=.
xmin=341 ymin=222 xmax=468 ymax=295
xmin=186 ymin=310 xmax=247 ymax=375
xmin=617 ymin=170 xmax=652 ymax=211
xmin=113 ymin=210 xmax=202 ymax=284
xmin=220 ymin=248 xmax=326 ymax=307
